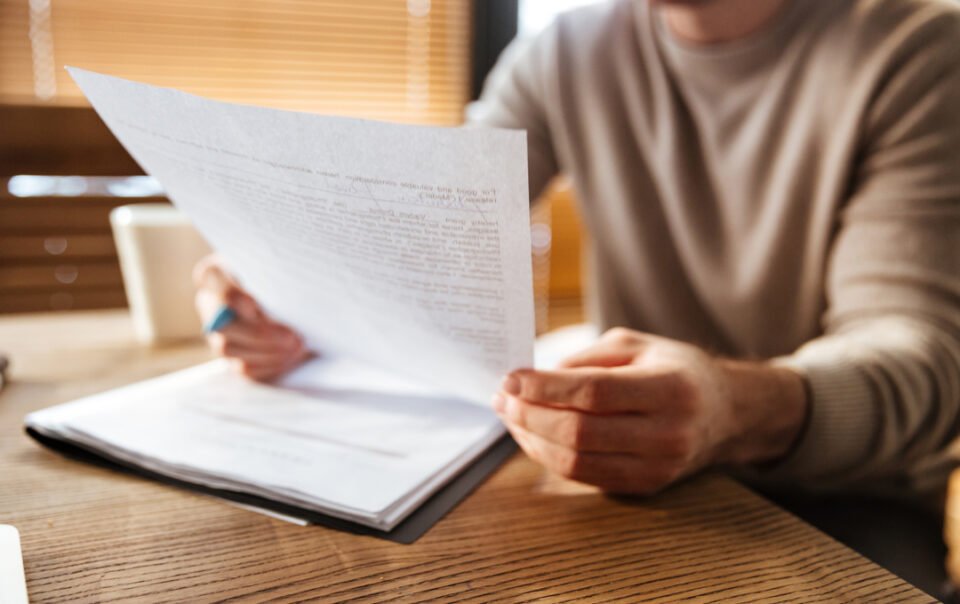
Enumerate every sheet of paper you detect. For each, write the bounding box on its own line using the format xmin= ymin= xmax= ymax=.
xmin=26 ymin=359 xmax=504 ymax=529
xmin=22 ymin=324 xmax=593 ymax=530
xmin=68 ymin=68 xmax=534 ymax=404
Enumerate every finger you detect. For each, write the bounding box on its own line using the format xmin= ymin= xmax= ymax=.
xmin=230 ymin=358 xmax=294 ymax=383
xmin=216 ymin=321 xmax=302 ymax=352
xmin=229 ymin=348 xmax=311 ymax=382
xmin=197 ymin=284 xmax=263 ymax=323
xmin=558 ymin=328 xmax=652 ymax=368
xmin=225 ymin=289 xmax=264 ymax=323
xmin=558 ymin=340 xmax=639 ymax=369
xmin=507 ymin=423 xmax=679 ymax=494
xmin=194 ymin=254 xmax=237 ymax=297
xmin=193 ymin=254 xmax=226 ymax=288
xmin=207 ymin=330 xmax=303 ymax=362
xmin=497 ymin=394 xmax=684 ymax=457
xmin=502 ymin=367 xmax=685 ymax=414
xmin=215 ymin=341 xmax=301 ymax=367
xmin=194 ymin=256 xmax=262 ymax=322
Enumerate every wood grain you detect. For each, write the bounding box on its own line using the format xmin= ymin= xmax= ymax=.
xmin=0 ymin=310 xmax=934 ymax=603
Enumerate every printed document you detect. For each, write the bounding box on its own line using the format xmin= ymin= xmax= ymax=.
xmin=27 ymin=358 xmax=504 ymax=530
xmin=25 ymin=70 xmax=538 ymax=533
xmin=68 ymin=67 xmax=534 ymax=403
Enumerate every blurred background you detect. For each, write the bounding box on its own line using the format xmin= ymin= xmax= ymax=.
xmin=0 ymin=0 xmax=598 ymax=333
xmin=3 ymin=3 xmax=959 ymax=597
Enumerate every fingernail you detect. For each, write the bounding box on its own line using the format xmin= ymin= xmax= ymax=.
xmin=492 ymin=393 xmax=506 ymax=413
xmin=502 ymin=375 xmax=521 ymax=396
xmin=236 ymin=301 xmax=255 ymax=321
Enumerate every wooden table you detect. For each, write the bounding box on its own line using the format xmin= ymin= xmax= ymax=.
xmin=0 ymin=310 xmax=933 ymax=603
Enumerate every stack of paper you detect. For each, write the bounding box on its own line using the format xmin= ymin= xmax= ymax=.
xmin=27 ymin=358 xmax=506 ymax=530
xmin=25 ymin=69 xmax=537 ymax=535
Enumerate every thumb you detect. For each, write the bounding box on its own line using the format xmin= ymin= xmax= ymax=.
xmin=223 ymin=287 xmax=263 ymax=322
xmin=194 ymin=254 xmax=264 ymax=323
xmin=557 ymin=340 xmax=638 ymax=369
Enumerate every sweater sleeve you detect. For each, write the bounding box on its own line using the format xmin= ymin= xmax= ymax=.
xmin=468 ymin=32 xmax=560 ymax=202
xmin=756 ymin=16 xmax=960 ymax=494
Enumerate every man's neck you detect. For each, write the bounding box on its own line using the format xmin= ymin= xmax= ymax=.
xmin=659 ymin=0 xmax=790 ymax=45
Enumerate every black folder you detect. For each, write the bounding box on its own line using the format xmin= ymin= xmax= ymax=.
xmin=26 ymin=427 xmax=517 ymax=544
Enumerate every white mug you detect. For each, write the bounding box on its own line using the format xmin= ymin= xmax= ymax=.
xmin=110 ymin=203 xmax=211 ymax=344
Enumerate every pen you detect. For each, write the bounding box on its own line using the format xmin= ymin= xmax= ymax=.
xmin=204 ymin=304 xmax=238 ymax=334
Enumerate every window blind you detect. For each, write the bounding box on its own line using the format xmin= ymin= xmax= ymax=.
xmin=0 ymin=0 xmax=471 ymax=124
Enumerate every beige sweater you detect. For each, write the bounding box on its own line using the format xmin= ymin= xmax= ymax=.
xmin=473 ymin=0 xmax=960 ymax=498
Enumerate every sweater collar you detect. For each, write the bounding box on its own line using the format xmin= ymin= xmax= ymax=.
xmin=642 ymin=0 xmax=807 ymax=82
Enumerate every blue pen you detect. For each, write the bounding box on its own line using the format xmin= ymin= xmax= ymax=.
xmin=204 ymin=304 xmax=238 ymax=334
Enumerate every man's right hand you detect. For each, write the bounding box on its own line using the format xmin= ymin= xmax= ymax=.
xmin=193 ymin=254 xmax=309 ymax=381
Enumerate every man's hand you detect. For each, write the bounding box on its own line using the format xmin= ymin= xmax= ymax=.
xmin=193 ymin=255 xmax=309 ymax=381
xmin=494 ymin=328 xmax=808 ymax=495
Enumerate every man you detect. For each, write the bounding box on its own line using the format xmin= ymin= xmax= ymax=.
xmin=195 ymin=0 xmax=960 ymax=504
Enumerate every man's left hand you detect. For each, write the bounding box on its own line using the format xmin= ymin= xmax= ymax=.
xmin=494 ymin=327 xmax=808 ymax=494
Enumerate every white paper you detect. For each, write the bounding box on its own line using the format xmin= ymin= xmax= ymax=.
xmin=26 ymin=359 xmax=504 ymax=530
xmin=23 ymin=325 xmax=596 ymax=530
xmin=67 ymin=67 xmax=534 ymax=404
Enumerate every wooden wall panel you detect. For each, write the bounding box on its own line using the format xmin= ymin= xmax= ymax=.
xmin=0 ymin=263 xmax=123 ymax=289
xmin=0 ymin=193 xmax=167 ymax=314
xmin=0 ymin=289 xmax=127 ymax=313
xmin=0 ymin=105 xmax=143 ymax=176
xmin=0 ymin=234 xmax=117 ymax=260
